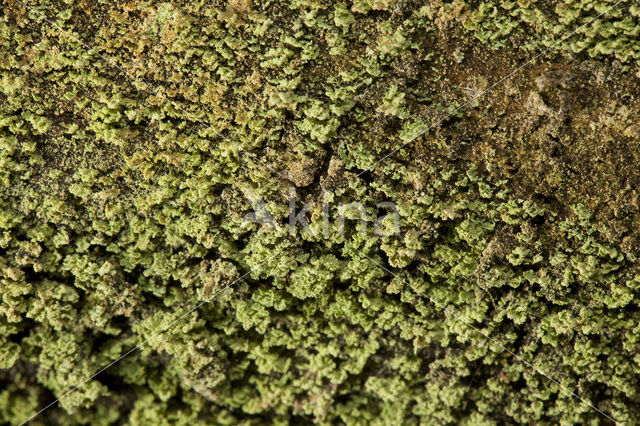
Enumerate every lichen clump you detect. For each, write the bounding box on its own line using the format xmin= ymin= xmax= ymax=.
xmin=2 ymin=0 xmax=640 ymax=424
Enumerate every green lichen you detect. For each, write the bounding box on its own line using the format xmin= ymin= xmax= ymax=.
xmin=1 ymin=0 xmax=640 ymax=424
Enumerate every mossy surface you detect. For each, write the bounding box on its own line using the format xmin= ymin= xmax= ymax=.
xmin=2 ymin=0 xmax=640 ymax=424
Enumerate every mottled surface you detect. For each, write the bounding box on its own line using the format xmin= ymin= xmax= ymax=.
xmin=2 ymin=1 xmax=640 ymax=424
